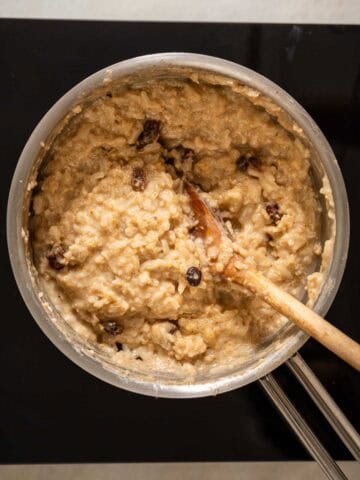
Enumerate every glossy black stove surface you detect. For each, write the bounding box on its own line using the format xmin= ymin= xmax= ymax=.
xmin=1 ymin=19 xmax=359 ymax=463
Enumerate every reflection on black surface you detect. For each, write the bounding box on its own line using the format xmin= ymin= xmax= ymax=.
xmin=0 ymin=19 xmax=359 ymax=463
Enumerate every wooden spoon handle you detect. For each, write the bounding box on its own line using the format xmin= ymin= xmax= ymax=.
xmin=225 ymin=256 xmax=360 ymax=372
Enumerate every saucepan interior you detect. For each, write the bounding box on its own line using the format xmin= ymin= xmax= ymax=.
xmin=7 ymin=53 xmax=349 ymax=398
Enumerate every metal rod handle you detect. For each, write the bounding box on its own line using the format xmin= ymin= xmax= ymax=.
xmin=260 ymin=374 xmax=348 ymax=480
xmin=287 ymin=353 xmax=360 ymax=461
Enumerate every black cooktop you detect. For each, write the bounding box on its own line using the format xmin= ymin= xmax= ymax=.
xmin=1 ymin=19 xmax=359 ymax=464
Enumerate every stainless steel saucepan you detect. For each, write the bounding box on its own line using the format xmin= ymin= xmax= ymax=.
xmin=7 ymin=53 xmax=359 ymax=479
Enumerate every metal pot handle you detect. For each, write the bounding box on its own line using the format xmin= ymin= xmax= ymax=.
xmin=259 ymin=353 xmax=360 ymax=480
xmin=287 ymin=354 xmax=360 ymax=460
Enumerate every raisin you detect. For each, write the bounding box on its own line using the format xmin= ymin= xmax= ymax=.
xmin=186 ymin=266 xmax=202 ymax=287
xmin=115 ymin=342 xmax=123 ymax=351
xmin=236 ymin=153 xmax=261 ymax=172
xmin=47 ymin=244 xmax=66 ymax=270
xmin=102 ymin=320 xmax=123 ymax=336
xmin=131 ymin=167 xmax=147 ymax=191
xmin=266 ymin=202 xmax=283 ymax=225
xmin=106 ymin=91 xmax=113 ymax=98
xmin=135 ymin=356 xmax=143 ymax=361
xmin=136 ymin=119 xmax=160 ymax=149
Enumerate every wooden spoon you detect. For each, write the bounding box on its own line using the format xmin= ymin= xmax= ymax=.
xmin=185 ymin=181 xmax=360 ymax=371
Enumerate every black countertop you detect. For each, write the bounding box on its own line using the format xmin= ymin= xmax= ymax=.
xmin=0 ymin=19 xmax=359 ymax=463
